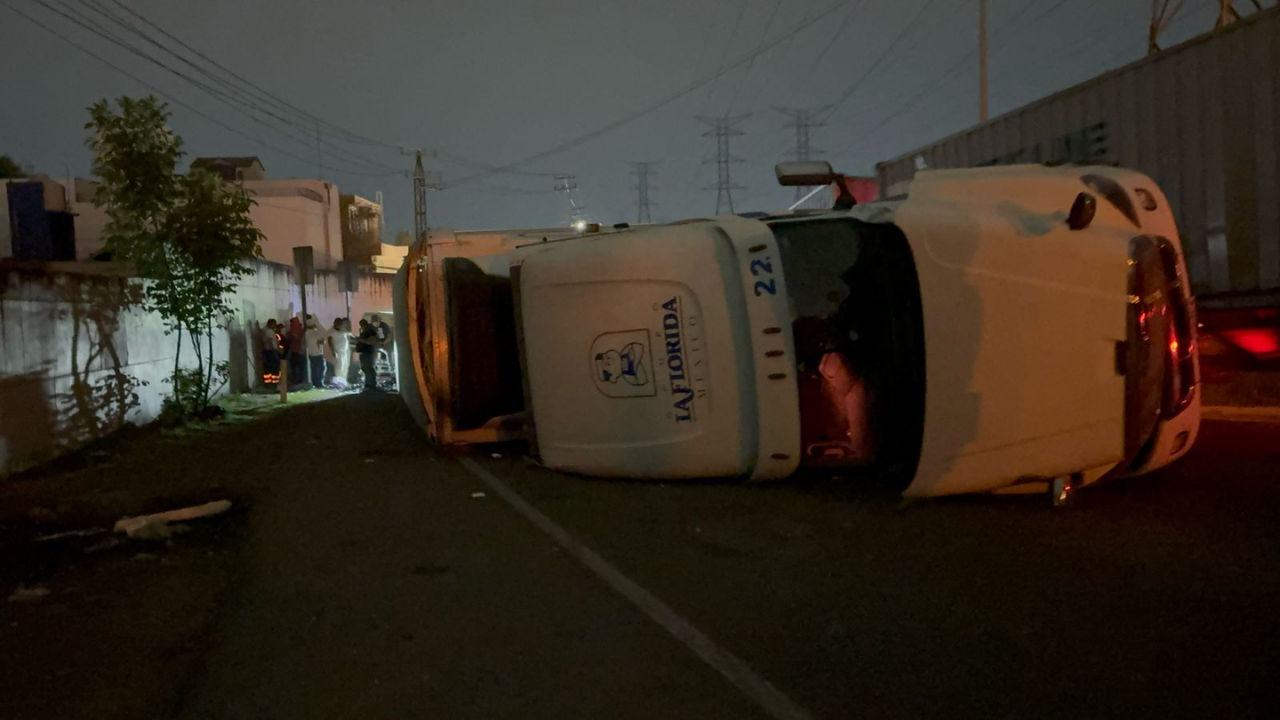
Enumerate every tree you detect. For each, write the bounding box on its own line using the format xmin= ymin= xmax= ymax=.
xmin=86 ymin=96 xmax=263 ymax=416
xmin=0 ymin=154 xmax=22 ymax=178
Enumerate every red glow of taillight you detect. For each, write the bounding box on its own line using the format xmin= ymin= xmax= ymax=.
xmin=1221 ymin=328 xmax=1280 ymax=359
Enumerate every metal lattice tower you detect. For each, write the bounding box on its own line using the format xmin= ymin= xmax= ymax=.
xmin=775 ymin=106 xmax=829 ymax=208
xmin=554 ymin=174 xmax=586 ymax=225
xmin=696 ymin=114 xmax=749 ymax=215
xmin=1152 ymin=0 xmax=1254 ymax=54
xmin=1216 ymin=0 xmax=1243 ymax=28
xmin=628 ymin=162 xmax=657 ymax=224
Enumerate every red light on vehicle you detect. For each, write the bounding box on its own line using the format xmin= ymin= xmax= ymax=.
xmin=1221 ymin=328 xmax=1280 ymax=359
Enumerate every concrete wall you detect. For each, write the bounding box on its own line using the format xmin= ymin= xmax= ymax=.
xmin=246 ymin=179 xmax=342 ymax=271
xmin=62 ymin=177 xmax=344 ymax=267
xmin=0 ymin=258 xmax=394 ymax=476
xmin=71 ymin=201 xmax=109 ymax=259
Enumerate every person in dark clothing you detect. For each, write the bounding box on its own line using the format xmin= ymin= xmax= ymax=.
xmin=370 ymin=314 xmax=392 ymax=345
xmin=260 ymin=319 xmax=282 ymax=385
xmin=356 ymin=319 xmax=379 ymax=391
xmin=285 ymin=315 xmax=306 ymax=387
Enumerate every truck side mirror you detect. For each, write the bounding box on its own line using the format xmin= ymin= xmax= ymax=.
xmin=775 ymin=161 xmax=835 ymax=187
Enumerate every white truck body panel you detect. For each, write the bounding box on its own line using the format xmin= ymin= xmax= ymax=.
xmin=519 ymin=218 xmax=801 ymax=480
xmin=395 ymin=165 xmax=1200 ymax=497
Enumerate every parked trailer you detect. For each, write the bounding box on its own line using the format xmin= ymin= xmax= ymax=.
xmin=397 ymin=164 xmax=1200 ymax=501
xmin=877 ymin=7 xmax=1280 ymax=315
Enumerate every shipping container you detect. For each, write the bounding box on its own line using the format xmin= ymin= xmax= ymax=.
xmin=877 ymin=8 xmax=1280 ymax=306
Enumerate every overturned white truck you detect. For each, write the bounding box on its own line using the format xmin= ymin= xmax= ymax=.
xmin=395 ymin=164 xmax=1200 ymax=503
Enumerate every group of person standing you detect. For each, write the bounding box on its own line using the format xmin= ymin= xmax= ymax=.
xmin=260 ymin=313 xmax=392 ymax=392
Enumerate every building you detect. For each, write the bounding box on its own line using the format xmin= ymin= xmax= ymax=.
xmin=191 ymin=156 xmax=266 ymax=182
xmin=70 ymin=178 xmax=108 ymax=259
xmin=11 ymin=154 xmax=375 ymax=273
xmin=243 ymin=178 xmax=343 ymax=270
xmin=339 ymin=193 xmax=384 ymax=265
xmin=370 ymin=243 xmax=408 ymax=274
xmin=67 ymin=172 xmax=345 ymax=270
xmin=1 ymin=174 xmax=75 ymax=261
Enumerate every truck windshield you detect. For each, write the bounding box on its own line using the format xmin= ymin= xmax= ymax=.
xmin=767 ymin=217 xmax=926 ymax=485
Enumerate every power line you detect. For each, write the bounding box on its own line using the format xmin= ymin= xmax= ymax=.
xmin=724 ymin=0 xmax=783 ymax=117
xmin=4 ymin=1 xmax=402 ymax=179
xmin=447 ymin=1 xmax=849 ymax=188
xmin=92 ymin=0 xmax=555 ymax=184
xmin=831 ymin=0 xmax=1166 ymax=165
xmin=823 ymin=0 xmax=1079 ymax=160
xmin=39 ymin=0 xmax=400 ymax=175
xmin=97 ymin=0 xmax=404 ymax=152
xmin=818 ymin=0 xmax=940 ymax=124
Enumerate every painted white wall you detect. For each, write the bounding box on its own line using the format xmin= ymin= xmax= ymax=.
xmin=0 ymin=258 xmax=394 ymax=475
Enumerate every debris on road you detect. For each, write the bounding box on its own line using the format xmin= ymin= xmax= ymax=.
xmin=471 ymin=492 xmax=486 ymax=499
xmin=113 ymin=500 xmax=232 ymax=539
xmin=8 ymin=585 xmax=51 ymax=603
xmin=490 ymin=453 xmax=503 ymax=459
xmin=34 ymin=528 xmax=107 ymax=543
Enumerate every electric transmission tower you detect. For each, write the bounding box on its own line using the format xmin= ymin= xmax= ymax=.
xmin=1216 ymin=0 xmax=1245 ymax=28
xmin=554 ymin=174 xmax=587 ymax=226
xmin=775 ymin=106 xmax=829 ymax=209
xmin=1151 ymin=0 xmax=1255 ymax=55
xmin=628 ymin=161 xmax=657 ymax=223
xmin=696 ymin=114 xmax=750 ymax=215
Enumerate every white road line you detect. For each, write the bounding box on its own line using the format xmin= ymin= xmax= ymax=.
xmin=459 ymin=457 xmax=816 ymax=720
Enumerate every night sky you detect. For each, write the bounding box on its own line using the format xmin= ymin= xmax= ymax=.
xmin=0 ymin=0 xmax=1229 ymax=235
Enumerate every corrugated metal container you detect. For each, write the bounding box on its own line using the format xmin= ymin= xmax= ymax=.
xmin=877 ymin=8 xmax=1280 ymax=301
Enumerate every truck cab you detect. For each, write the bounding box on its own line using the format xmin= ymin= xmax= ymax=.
xmin=395 ymin=164 xmax=1200 ymax=499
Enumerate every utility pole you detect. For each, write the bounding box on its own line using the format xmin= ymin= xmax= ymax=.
xmin=315 ymin=120 xmax=325 ymax=178
xmin=628 ymin=162 xmax=657 ymax=223
xmin=554 ymin=174 xmax=587 ymax=226
xmin=979 ymin=0 xmax=988 ymax=123
xmin=775 ymin=106 xmax=828 ymax=208
xmin=696 ymin=114 xmax=749 ymax=215
xmin=413 ymin=151 xmax=428 ymax=244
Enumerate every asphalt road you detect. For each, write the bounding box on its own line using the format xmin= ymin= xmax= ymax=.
xmin=5 ymin=394 xmax=1279 ymax=719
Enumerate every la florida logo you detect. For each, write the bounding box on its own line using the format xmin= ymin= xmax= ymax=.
xmin=591 ymin=330 xmax=656 ymax=398
xmin=659 ymin=296 xmax=698 ymax=423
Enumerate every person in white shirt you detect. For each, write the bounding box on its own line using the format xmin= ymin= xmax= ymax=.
xmin=325 ymin=318 xmax=351 ymax=388
xmin=303 ymin=315 xmax=328 ymax=389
